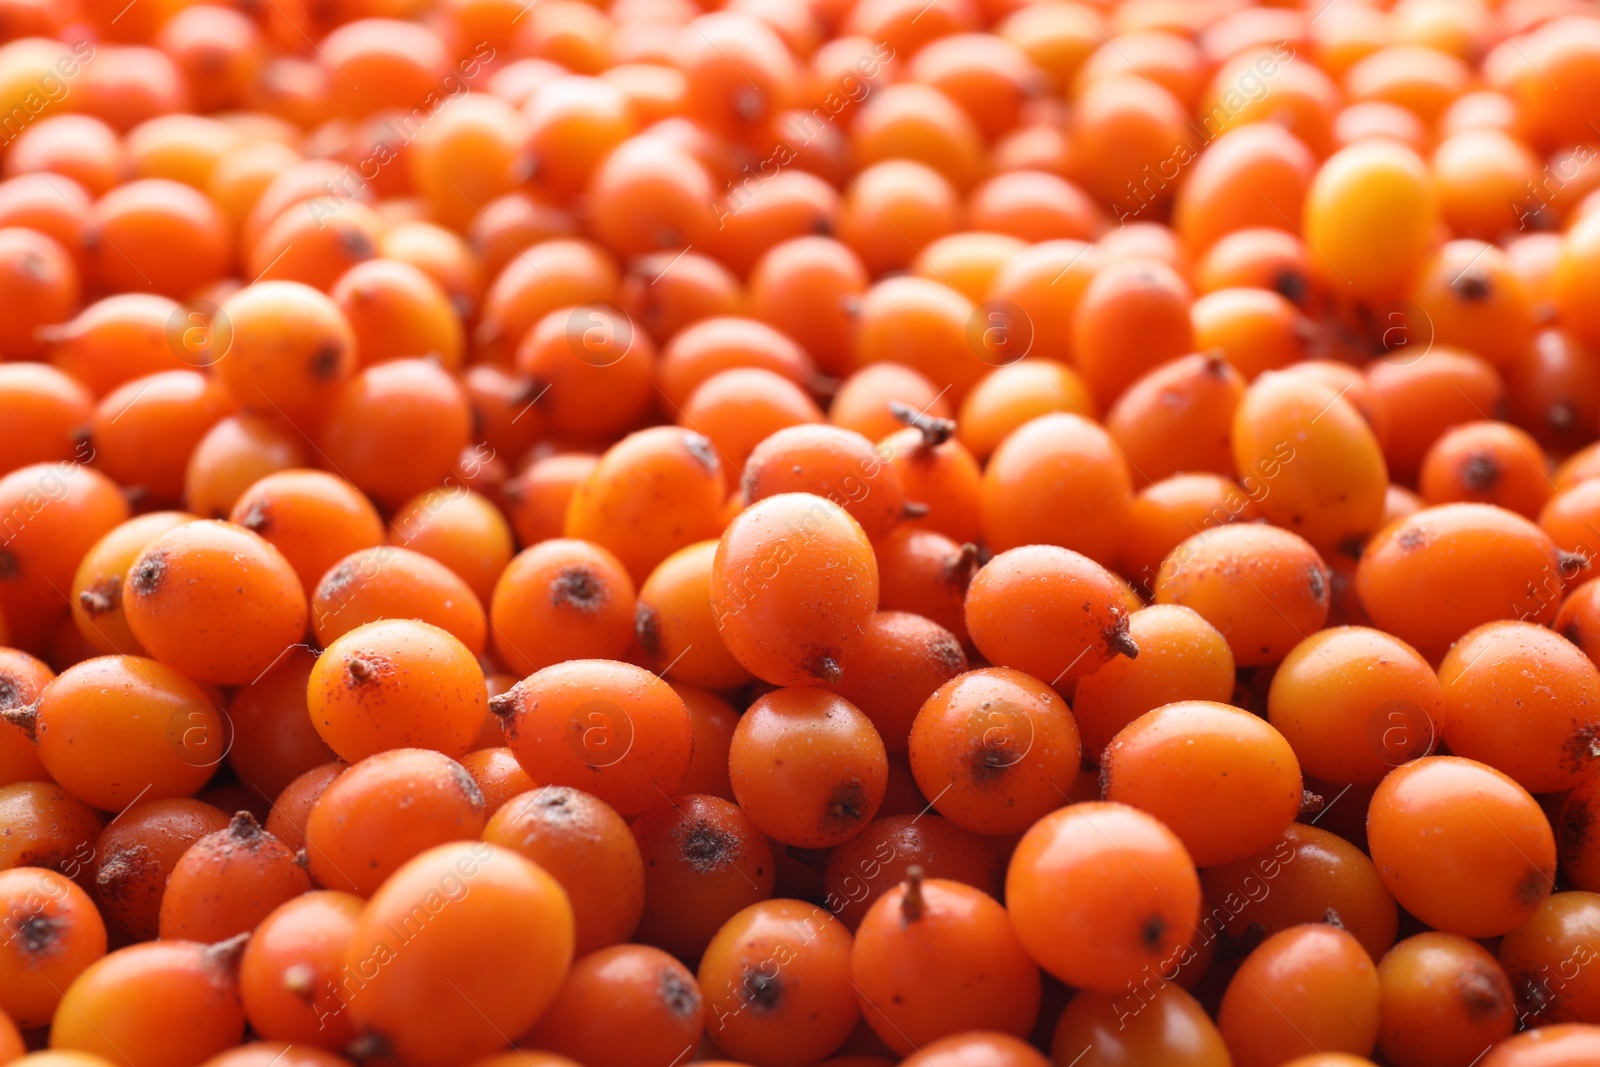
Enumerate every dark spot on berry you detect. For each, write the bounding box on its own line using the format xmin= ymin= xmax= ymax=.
xmin=239 ymin=500 xmax=270 ymax=533
xmin=317 ymin=561 xmax=357 ymax=600
xmin=1308 ymin=564 xmax=1328 ymax=604
xmin=0 ymin=550 xmax=17 ymax=580
xmin=1458 ymin=960 xmax=1511 ymax=1021
xmin=1140 ymin=914 xmax=1166 ymax=951
xmin=1563 ymin=723 xmax=1600 ymax=774
xmin=130 ymin=551 xmax=167 ymax=598
xmin=339 ymin=227 xmax=376 ymax=260
xmin=78 ymin=577 xmax=120 ymax=616
xmin=446 ymin=760 xmax=486 ymax=812
xmin=824 ymin=780 xmax=867 ymax=831
xmin=551 ymin=566 xmax=605 ymax=612
xmin=635 ymin=603 xmax=662 ymax=658
xmin=927 ymin=634 xmax=966 ymax=677
xmin=1515 ymin=865 xmax=1554 ymax=906
xmin=678 ymin=820 xmax=737 ymax=874
xmin=739 ymin=966 xmax=782 ymax=1012
xmin=1461 ymin=453 xmax=1500 ymax=491
xmin=1398 ymin=527 xmax=1427 ymax=551
xmin=659 ymin=966 xmax=701 ymax=1019
xmin=346 ymin=653 xmax=392 ymax=686
xmin=1559 ymin=792 xmax=1593 ymax=859
xmin=1272 ymin=268 xmax=1308 ymax=306
xmin=14 ymin=910 xmax=60 ymax=955
xmin=683 ymin=433 xmax=719 ymax=475
xmin=1453 ymin=268 xmax=1492 ymax=303
xmin=308 ymin=344 xmax=343 ymax=381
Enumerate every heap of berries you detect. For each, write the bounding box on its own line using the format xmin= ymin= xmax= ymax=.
xmin=3 ymin=0 xmax=1600 ymax=1064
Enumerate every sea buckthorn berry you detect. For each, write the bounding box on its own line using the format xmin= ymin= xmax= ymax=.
xmin=852 ymin=276 xmax=981 ymax=401
xmin=184 ymin=416 xmax=306 ymax=522
xmin=1356 ymin=503 xmax=1567 ymax=659
xmin=1410 ymin=241 xmax=1536 ymax=374
xmin=674 ymin=685 xmax=738 ymax=801
xmin=1119 ymin=473 xmax=1258 ymax=593
xmin=1365 ymin=348 xmax=1507 ymax=485
xmin=388 ymin=488 xmax=513 ymax=607
xmin=0 ymin=463 xmax=130 ymax=655
xmin=828 ymin=611 xmax=967 ymax=753
xmin=956 ymin=359 xmax=1098 ymax=464
xmin=1105 ymin=352 xmax=1246 ymax=489
xmin=16 ymin=655 xmax=225 ymax=811
xmin=1377 ymin=932 xmax=1516 ymax=1067
xmin=979 ymin=413 xmax=1133 ymax=566
xmin=237 ymin=890 xmax=363 ymax=1050
xmin=264 ymin=764 xmax=343 ymax=858
xmin=197 ymin=1044 xmax=355 ymax=1067
xmin=965 ymin=545 xmax=1137 ymax=684
xmin=228 ymin=470 xmax=384 ymax=597
xmin=341 ymin=843 xmax=574 ymax=1067
xmin=710 ymin=493 xmax=879 ymax=688
xmin=158 ymin=812 xmax=311 ymax=942
xmin=0 ymin=867 xmax=106 ymax=1029
xmin=1304 ymin=140 xmax=1438 ymax=302
xmin=1202 ymin=822 xmax=1399 ymax=962
xmin=1103 ymin=700 xmax=1303 ymax=867
xmin=92 ymin=798 xmax=231 ymax=941
xmin=317 ymin=357 xmax=473 ymax=512
xmin=491 ymin=659 xmax=692 ymax=817
xmin=0 ymin=782 xmax=100 ymax=887
xmin=1218 ymin=923 xmax=1381 ymax=1067
xmin=1368 ymin=756 xmax=1556 ymax=938
xmin=830 ymin=364 xmax=950 ymax=444
xmin=1155 ymin=523 xmax=1331 ymax=667
xmin=631 ymin=793 xmax=776 ymax=962
xmin=49 ymin=940 xmax=247 ymax=1067
xmin=70 ymin=511 xmax=196 ymax=657
xmin=490 ymin=539 xmax=635 ymax=677
xmin=1478 ymin=1024 xmax=1600 ymax=1067
xmin=1006 ymin=802 xmax=1201 ymax=993
xmin=513 ymin=304 xmax=655 ymax=439
xmin=1073 ymin=604 xmax=1236 ymax=760
xmin=0 ymin=364 xmax=92 ymax=478
xmin=566 ymin=427 xmax=729 ymax=586
xmin=86 ymin=371 xmax=237 ymax=508
xmin=1051 ymin=984 xmax=1230 ymax=1067
xmin=901 ymin=1033 xmax=1050 ymax=1067
xmin=697 ymin=899 xmax=859 ymax=1067
xmin=1268 ymin=626 xmax=1446 ymax=785
xmin=303 ymin=749 xmax=487 ymax=898
xmin=907 ymin=667 xmax=1079 ymax=836
xmin=682 ymin=367 xmax=825 ymax=480
xmin=851 ymin=869 xmax=1041 ymax=1053
xmin=1072 ymin=257 xmax=1194 ymax=409
xmin=483 ymin=786 xmax=646 ymax=957
xmin=520 ymin=944 xmax=704 ymax=1066
xmin=0 ymin=649 xmax=50 ymax=786
xmin=729 ymin=687 xmax=888 ymax=849
xmin=635 ymin=542 xmax=753 ymax=691
xmin=311 ymin=546 xmax=486 ymax=654
xmin=121 ymin=520 xmax=306 ymax=685
xmin=742 ymin=425 xmax=908 ymax=542
xmin=328 ymin=258 xmax=464 ymax=371
xmin=458 ymin=748 xmax=536 ymax=815
xmin=1438 ymin=621 xmax=1600 ymax=794
xmin=880 ymin=413 xmax=986 ymax=547
xmin=214 ymin=282 xmax=356 ymax=425
xmin=1419 ymin=421 xmax=1554 ymax=519
xmin=1498 ymin=891 xmax=1600 ymax=1026
xmin=306 ymin=618 xmax=487 ymax=763
xmin=821 ymin=815 xmax=1006 ymax=931
xmin=1232 ymin=370 xmax=1389 ymax=555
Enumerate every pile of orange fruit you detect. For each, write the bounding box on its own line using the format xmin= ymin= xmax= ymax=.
xmin=3 ymin=0 xmax=1600 ymax=1064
